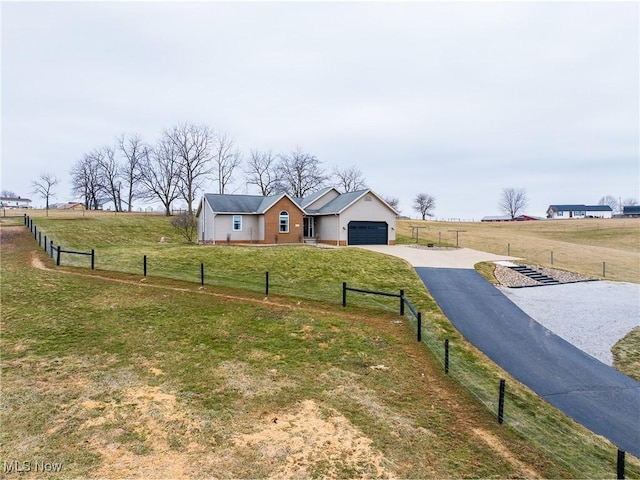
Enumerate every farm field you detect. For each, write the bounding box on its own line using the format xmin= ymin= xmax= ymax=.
xmin=397 ymin=217 xmax=640 ymax=283
xmin=2 ymin=211 xmax=639 ymax=478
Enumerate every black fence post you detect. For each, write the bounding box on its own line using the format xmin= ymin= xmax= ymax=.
xmin=24 ymin=214 xmax=27 ymax=226
xmin=400 ymin=289 xmax=405 ymax=316
xmin=617 ymin=449 xmax=625 ymax=479
xmin=44 ymin=235 xmax=47 ymax=252
xmin=56 ymin=246 xmax=61 ymax=266
xmin=445 ymin=339 xmax=450 ymax=374
xmin=143 ymin=255 xmax=147 ymax=277
xmin=417 ymin=312 xmax=422 ymax=342
xmin=34 ymin=224 xmax=37 ymax=239
xmin=200 ymin=263 xmax=204 ymax=286
xmin=342 ymin=282 xmax=347 ymax=307
xmin=265 ymin=271 xmax=269 ymax=296
xmin=498 ymin=378 xmax=506 ymax=424
xmin=38 ymin=231 xmax=42 ymax=247
xmin=91 ymin=249 xmax=95 ymax=270
xmin=49 ymin=240 xmax=54 ymax=258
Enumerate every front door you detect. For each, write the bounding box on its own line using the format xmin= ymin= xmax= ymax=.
xmin=303 ymin=217 xmax=314 ymax=238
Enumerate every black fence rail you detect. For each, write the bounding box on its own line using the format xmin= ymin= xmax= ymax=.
xmin=24 ymin=214 xmax=95 ymax=269
xmin=340 ymin=281 xmax=629 ymax=478
xmin=342 ymin=282 xmax=424 ymax=341
xmin=19 ymin=215 xmax=632 ymax=478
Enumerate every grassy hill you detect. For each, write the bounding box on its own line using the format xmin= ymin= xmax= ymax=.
xmin=2 ymin=211 xmax=638 ymax=478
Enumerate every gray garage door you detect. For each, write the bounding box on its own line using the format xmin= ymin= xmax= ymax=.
xmin=348 ymin=221 xmax=388 ymax=245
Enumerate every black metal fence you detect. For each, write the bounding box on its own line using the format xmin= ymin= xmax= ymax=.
xmin=340 ymin=280 xmax=629 ymax=479
xmin=24 ymin=215 xmax=95 ymax=269
xmin=20 ymin=214 xmax=631 ymax=478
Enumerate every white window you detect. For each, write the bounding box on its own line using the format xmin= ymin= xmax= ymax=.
xmin=233 ymin=215 xmax=242 ymax=231
xmin=279 ymin=211 xmax=289 ymax=233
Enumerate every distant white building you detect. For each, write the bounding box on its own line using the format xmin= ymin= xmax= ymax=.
xmin=0 ymin=196 xmax=32 ymax=209
xmin=546 ymin=204 xmax=612 ymax=219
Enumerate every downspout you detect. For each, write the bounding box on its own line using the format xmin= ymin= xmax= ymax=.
xmin=336 ymin=213 xmax=340 ymax=246
xmin=201 ymin=198 xmax=205 ymax=243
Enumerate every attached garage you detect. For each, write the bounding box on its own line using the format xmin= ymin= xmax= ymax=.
xmin=348 ymin=221 xmax=388 ymax=245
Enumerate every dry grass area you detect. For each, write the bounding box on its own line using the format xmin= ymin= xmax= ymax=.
xmin=2 ymin=225 xmax=577 ymax=479
xmin=398 ymin=218 xmax=640 ymax=283
xmin=4 ymin=216 xmax=639 ymax=478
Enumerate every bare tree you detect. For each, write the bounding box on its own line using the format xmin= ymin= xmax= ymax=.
xmin=276 ymin=147 xmax=329 ymax=197
xmin=499 ymin=187 xmax=528 ymax=219
xmin=212 ymin=133 xmax=241 ymax=194
xmin=382 ymin=195 xmax=400 ymax=212
xmin=71 ymin=154 xmax=102 ymax=210
xmin=413 ymin=193 xmax=436 ymax=220
xmin=598 ymin=195 xmax=619 ymax=214
xmin=117 ymin=133 xmax=148 ymax=212
xmin=95 ymin=146 xmax=123 ymax=212
xmin=139 ymin=137 xmax=182 ymax=216
xmin=245 ymin=150 xmax=280 ymax=196
xmin=622 ymin=197 xmax=639 ymax=207
xmin=165 ymin=123 xmax=213 ymax=213
xmin=31 ymin=172 xmax=59 ymax=216
xmin=333 ymin=165 xmax=366 ymax=193
xmin=1 ymin=190 xmax=17 ymax=198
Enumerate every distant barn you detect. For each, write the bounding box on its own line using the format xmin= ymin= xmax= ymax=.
xmin=622 ymin=205 xmax=640 ymax=218
xmin=481 ymin=215 xmax=539 ymax=222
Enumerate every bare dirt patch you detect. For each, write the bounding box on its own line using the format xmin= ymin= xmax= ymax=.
xmin=472 ymin=428 xmax=540 ymax=478
xmin=84 ymin=385 xmax=211 ymax=479
xmin=235 ymin=399 xmax=393 ymax=479
xmin=30 ymin=251 xmax=47 ymax=270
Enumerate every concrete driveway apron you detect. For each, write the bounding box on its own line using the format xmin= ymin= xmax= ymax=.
xmin=358 ymin=245 xmax=640 ymax=457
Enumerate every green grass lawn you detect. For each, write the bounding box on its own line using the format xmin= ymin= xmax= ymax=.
xmin=4 ymin=212 xmax=639 ymax=478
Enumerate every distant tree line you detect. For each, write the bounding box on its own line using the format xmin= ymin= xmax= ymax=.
xmin=598 ymin=195 xmax=638 ymax=215
xmin=59 ymin=122 xmax=387 ymax=216
xmin=22 ymin=121 xmax=452 ymax=218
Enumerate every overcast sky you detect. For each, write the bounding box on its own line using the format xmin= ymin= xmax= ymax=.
xmin=2 ymin=1 xmax=638 ymax=219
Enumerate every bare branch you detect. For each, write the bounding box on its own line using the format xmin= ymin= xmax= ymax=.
xmin=31 ymin=172 xmax=59 ymax=215
xmin=413 ymin=193 xmax=436 ymax=220
xmin=275 ymin=147 xmax=329 ymax=198
xmin=117 ymin=133 xmax=148 ymax=212
xmin=212 ymin=133 xmax=241 ymax=194
xmin=333 ymin=165 xmax=366 ymax=193
xmin=165 ymin=123 xmax=213 ymax=213
xmin=245 ymin=150 xmax=280 ymax=196
xmin=138 ymin=137 xmax=182 ymax=216
xmin=499 ymin=187 xmax=528 ymax=218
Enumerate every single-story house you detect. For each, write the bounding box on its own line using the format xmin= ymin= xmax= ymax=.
xmin=0 ymin=196 xmax=32 ymax=209
xmin=622 ymin=205 xmax=640 ymax=218
xmin=546 ymin=204 xmax=612 ymax=219
xmin=196 ymin=187 xmax=397 ymax=246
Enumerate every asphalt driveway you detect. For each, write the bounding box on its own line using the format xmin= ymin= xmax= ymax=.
xmin=415 ymin=267 xmax=639 ymax=457
xmin=358 ymin=245 xmax=640 ymax=456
